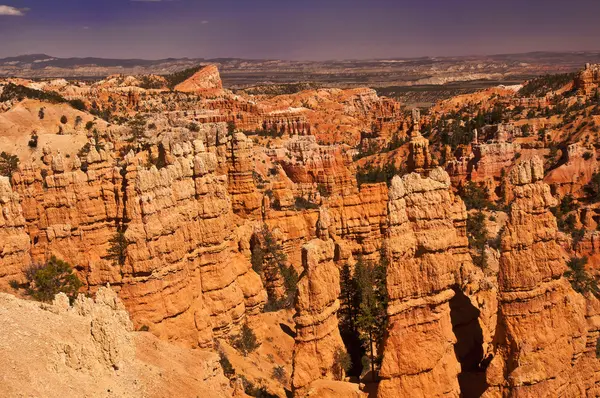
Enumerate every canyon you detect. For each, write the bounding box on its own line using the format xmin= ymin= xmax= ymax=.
xmin=2 ymin=61 xmax=600 ymax=397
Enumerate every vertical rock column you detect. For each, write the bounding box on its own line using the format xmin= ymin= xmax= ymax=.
xmin=0 ymin=177 xmax=31 ymax=288
xmin=484 ymin=157 xmax=591 ymax=397
xmin=292 ymin=238 xmax=346 ymax=396
xmin=378 ymin=168 xmax=473 ymax=398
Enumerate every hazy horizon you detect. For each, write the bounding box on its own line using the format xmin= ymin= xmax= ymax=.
xmin=1 ymin=0 xmax=599 ymax=60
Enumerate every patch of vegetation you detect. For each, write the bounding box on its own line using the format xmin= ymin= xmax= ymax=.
xmin=187 ymin=122 xmax=200 ymax=132
xmin=467 ymin=211 xmax=489 ymax=269
xmin=230 ymin=323 xmax=260 ymax=356
xmin=239 ymin=376 xmax=277 ymax=398
xmin=0 ymin=83 xmax=87 ymax=111
xmin=251 ymin=225 xmax=298 ymax=310
xmin=317 ymin=183 xmax=330 ymax=198
xmin=565 ymin=257 xmax=599 ymax=297
xmin=518 ymin=73 xmax=576 ymax=97
xmin=356 ymin=162 xmax=403 ymax=187
xmin=459 ymin=182 xmax=494 ymax=210
xmin=294 ymin=196 xmax=319 ymax=210
xmin=60 ymin=115 xmax=68 ymax=124
xmin=271 ymin=365 xmax=286 ymax=384
xmin=332 ymin=347 xmax=352 ymax=381
xmin=28 ymin=132 xmax=39 ymax=148
xmin=0 ymin=83 xmax=66 ymax=104
xmin=106 ymin=230 xmax=128 ymax=266
xmin=339 ymin=249 xmax=388 ymax=381
xmin=164 ymin=65 xmax=203 ymax=90
xmin=0 ymin=152 xmax=19 ymax=178
xmin=550 ymin=194 xmax=584 ymax=249
xmin=218 ymin=351 xmax=235 ymax=378
xmin=10 ymin=256 xmax=82 ymax=303
xmin=585 ymin=172 xmax=600 ymax=203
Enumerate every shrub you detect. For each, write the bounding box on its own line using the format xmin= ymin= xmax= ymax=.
xmin=565 ymin=257 xmax=599 ymax=297
xmin=106 ymin=231 xmax=128 ymax=266
xmin=584 ymin=152 xmax=594 ymax=160
xmin=28 ymin=133 xmax=38 ymax=148
xmin=164 ymin=65 xmax=203 ymax=90
xmin=188 ymin=122 xmax=200 ymax=132
xmin=586 ymin=172 xmax=600 ymax=202
xmin=69 ymin=99 xmax=87 ymax=111
xmin=460 ymin=182 xmax=493 ymax=210
xmin=231 ymin=323 xmax=260 ymax=356
xmin=38 ymin=108 xmax=45 ymax=120
xmin=138 ymin=325 xmax=150 ymax=332
xmin=271 ymin=365 xmax=286 ymax=384
xmin=219 ymin=351 xmax=235 ymax=378
xmin=85 ymin=121 xmax=95 ymax=131
xmin=294 ymin=196 xmax=319 ymax=210
xmin=0 ymin=152 xmax=19 ymax=178
xmin=60 ymin=115 xmax=68 ymax=124
xmin=467 ymin=211 xmax=488 ymax=269
xmin=317 ymin=183 xmax=330 ymax=198
xmin=332 ymin=347 xmax=352 ymax=381
xmin=17 ymin=256 xmax=82 ymax=302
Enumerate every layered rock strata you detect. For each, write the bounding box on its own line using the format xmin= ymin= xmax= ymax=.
xmin=484 ymin=157 xmax=598 ymax=397
xmin=378 ymin=168 xmax=475 ymax=398
xmin=0 ymin=177 xmax=31 ymax=289
xmin=292 ymin=238 xmax=346 ymax=396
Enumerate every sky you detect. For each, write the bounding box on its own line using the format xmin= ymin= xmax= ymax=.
xmin=0 ymin=0 xmax=599 ymax=60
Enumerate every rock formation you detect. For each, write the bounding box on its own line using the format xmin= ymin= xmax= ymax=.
xmin=174 ymin=65 xmax=224 ymax=96
xmin=378 ymin=168 xmax=477 ymax=398
xmin=0 ymin=287 xmax=233 ymax=398
xmin=575 ymin=63 xmax=600 ymax=95
xmin=0 ymin=177 xmax=31 ymax=289
xmin=484 ymin=157 xmax=599 ymax=396
xmin=292 ymin=238 xmax=346 ymax=396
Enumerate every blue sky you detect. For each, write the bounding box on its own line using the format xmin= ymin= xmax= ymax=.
xmin=0 ymin=0 xmax=599 ymax=60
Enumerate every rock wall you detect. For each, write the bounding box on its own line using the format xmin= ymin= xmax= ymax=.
xmin=119 ymin=141 xmax=266 ymax=346
xmin=484 ymin=157 xmax=600 ymax=397
xmin=1 ymin=140 xmax=267 ymax=348
xmin=378 ymin=168 xmax=475 ymax=398
xmin=292 ymin=238 xmax=346 ymax=396
xmin=0 ymin=177 xmax=31 ymax=289
xmin=227 ymin=132 xmax=261 ymax=216
xmin=9 ymin=147 xmax=121 ymax=287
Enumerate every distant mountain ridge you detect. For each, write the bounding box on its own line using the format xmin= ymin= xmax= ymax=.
xmin=3 ymin=51 xmax=600 ymax=90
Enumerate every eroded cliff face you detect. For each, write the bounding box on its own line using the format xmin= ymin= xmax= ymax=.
xmin=378 ymin=168 xmax=476 ymax=398
xmin=292 ymin=238 xmax=346 ymax=396
xmin=0 ymin=177 xmax=31 ymax=289
xmin=1 ymin=139 xmax=267 ymax=349
xmin=484 ymin=157 xmax=600 ymax=397
xmin=119 ymin=141 xmax=266 ymax=346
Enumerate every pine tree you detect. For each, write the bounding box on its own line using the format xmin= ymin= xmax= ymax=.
xmin=107 ymin=231 xmax=128 ymax=266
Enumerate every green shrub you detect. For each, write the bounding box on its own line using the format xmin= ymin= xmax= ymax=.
xmin=271 ymin=365 xmax=286 ymax=383
xmin=0 ymin=152 xmax=19 ymax=178
xmin=231 ymin=323 xmax=260 ymax=356
xmin=60 ymin=115 xmax=68 ymax=124
xmin=188 ymin=122 xmax=200 ymax=132
xmin=219 ymin=351 xmax=235 ymax=378
xmin=332 ymin=347 xmax=352 ymax=381
xmin=106 ymin=231 xmax=128 ymax=266
xmin=294 ymin=196 xmax=319 ymax=210
xmin=467 ymin=211 xmax=489 ymax=269
xmin=460 ymin=182 xmax=493 ymax=210
xmin=565 ymin=257 xmax=599 ymax=297
xmin=18 ymin=256 xmax=82 ymax=302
